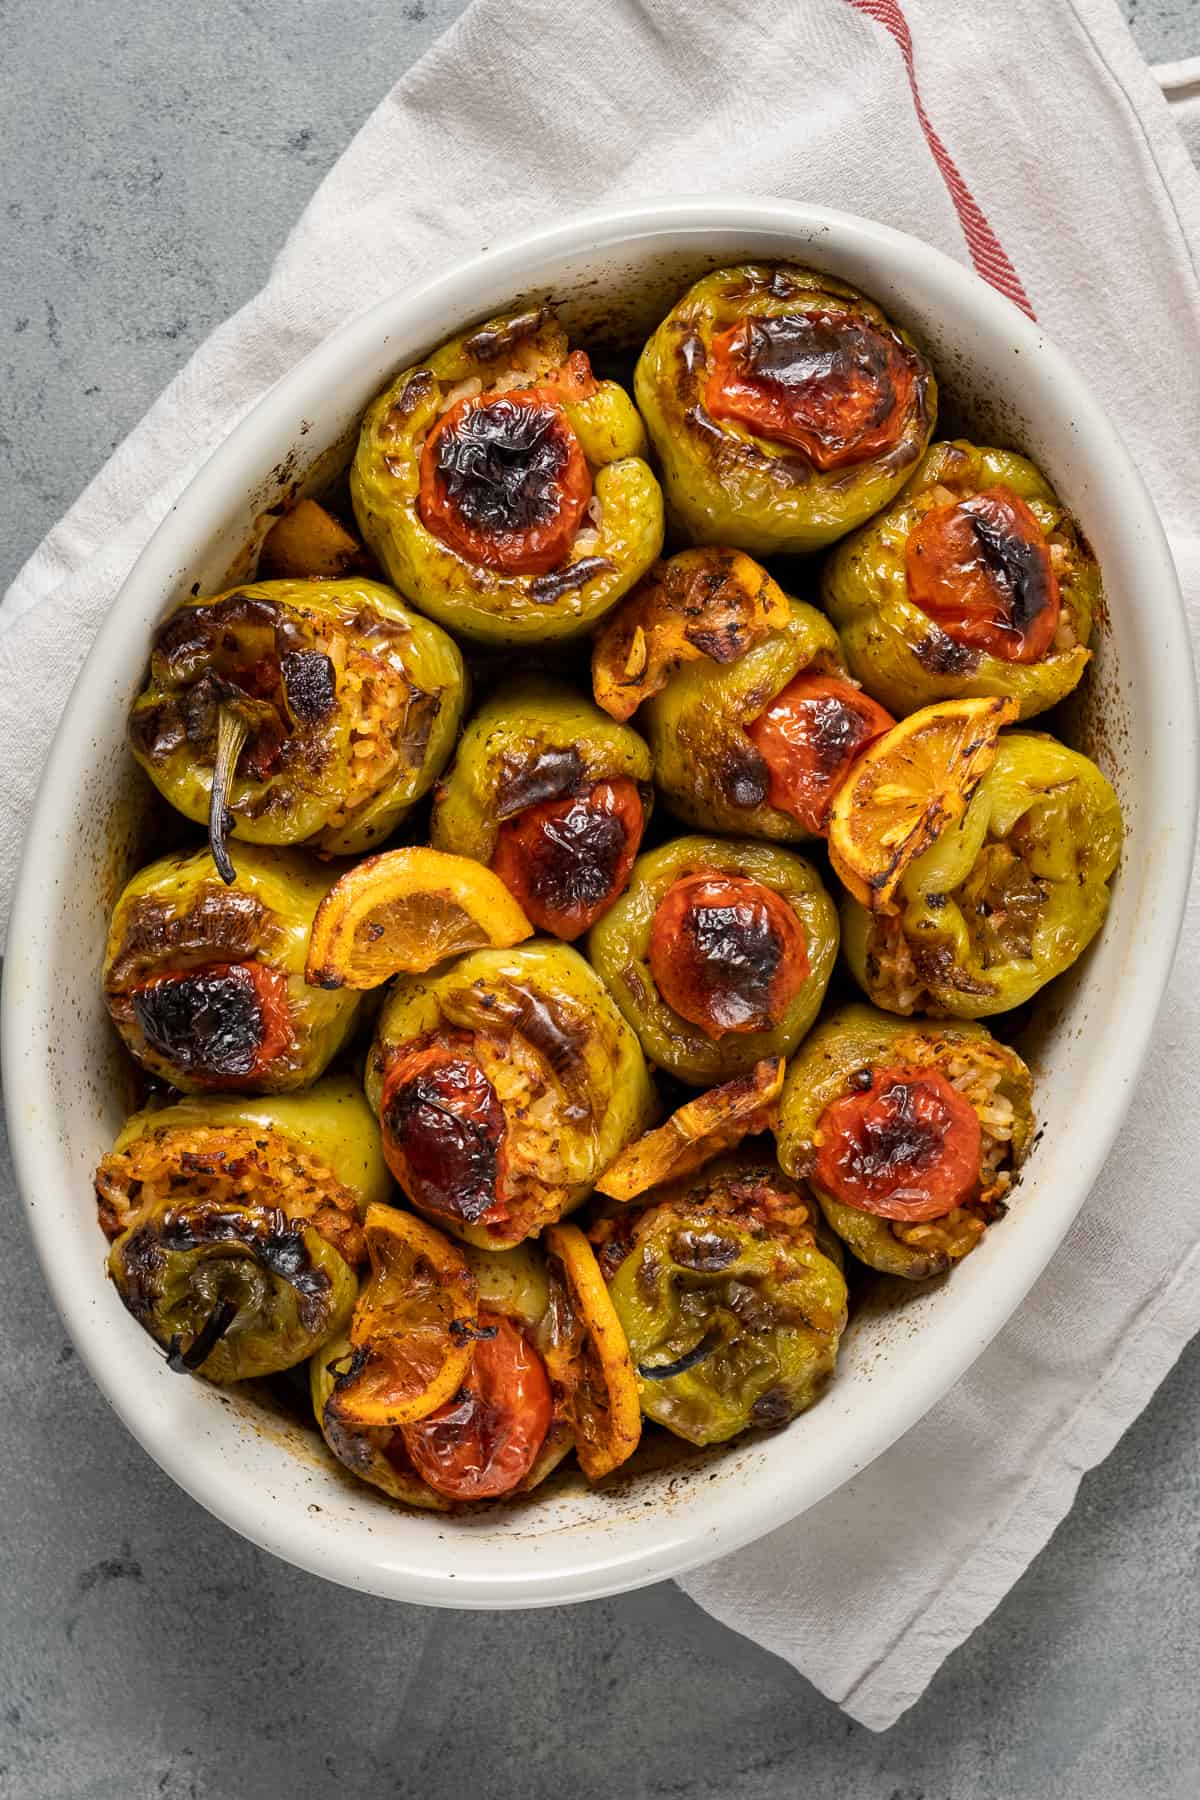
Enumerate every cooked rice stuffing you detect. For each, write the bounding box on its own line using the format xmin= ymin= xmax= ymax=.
xmin=472 ymin=1031 xmax=577 ymax=1237
xmin=95 ymin=1125 xmax=365 ymax=1266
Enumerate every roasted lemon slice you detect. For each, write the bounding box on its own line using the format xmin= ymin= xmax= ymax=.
xmin=324 ymin=1204 xmax=478 ymax=1429
xmin=541 ymin=1224 xmax=642 ymax=1480
xmin=827 ymin=697 xmax=1017 ymax=912
xmin=596 ymin=1057 xmax=785 ymax=1203
xmin=305 ymin=847 xmax=533 ymax=989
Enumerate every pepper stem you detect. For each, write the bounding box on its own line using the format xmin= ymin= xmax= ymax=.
xmin=166 ymin=1296 xmax=239 ymax=1374
xmin=209 ymin=705 xmax=248 ymax=886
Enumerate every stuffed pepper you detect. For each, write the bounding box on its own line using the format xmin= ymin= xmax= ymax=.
xmin=351 ymin=307 xmax=663 ymax=644
xmin=838 ymin=725 xmax=1123 ymax=1017
xmin=776 ymin=1003 xmax=1035 ymax=1278
xmin=96 ymin=1078 xmax=390 ymax=1381
xmin=587 ymin=835 xmax=838 ymax=1086
xmin=823 ymin=440 xmax=1098 ymax=719
xmin=104 ymin=844 xmax=362 ymax=1092
xmin=597 ymin=546 xmax=890 ymax=841
xmin=128 ymin=577 xmax=466 ymax=874
xmin=591 ymin=1150 xmax=847 ymax=1446
xmin=430 ymin=677 xmax=652 ymax=939
xmin=634 ymin=264 xmax=936 ymax=555
xmin=365 ymin=941 xmax=655 ymax=1249
xmin=312 ymin=1209 xmax=640 ymax=1505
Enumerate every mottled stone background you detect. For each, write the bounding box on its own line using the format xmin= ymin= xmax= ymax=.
xmin=2 ymin=4 xmax=1197 ymax=1796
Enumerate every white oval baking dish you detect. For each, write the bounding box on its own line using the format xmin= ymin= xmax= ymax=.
xmin=4 ymin=199 xmax=1195 ymax=1607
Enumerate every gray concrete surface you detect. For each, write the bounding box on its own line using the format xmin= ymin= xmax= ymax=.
xmin=2 ymin=3 xmax=1198 ymax=1796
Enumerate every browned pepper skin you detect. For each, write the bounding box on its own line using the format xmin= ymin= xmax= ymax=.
xmin=128 ymin=578 xmax=466 ymax=856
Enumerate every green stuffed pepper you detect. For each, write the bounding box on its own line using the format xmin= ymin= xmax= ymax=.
xmin=311 ymin=1231 xmax=572 ymax=1508
xmin=103 ymin=844 xmax=362 ymax=1092
xmin=430 ymin=677 xmax=652 ymax=939
xmin=776 ymin=1003 xmax=1035 ymax=1279
xmin=587 ymin=835 xmax=838 ymax=1086
xmin=96 ymin=1077 xmax=391 ymax=1381
xmin=843 ymin=732 xmax=1123 ymax=1018
xmin=351 ymin=307 xmax=663 ymax=645
xmin=128 ymin=577 xmax=465 ymax=874
xmin=605 ymin=547 xmax=894 ymax=841
xmin=592 ymin=1150 xmax=848 ymax=1446
xmin=635 ymin=264 xmax=936 ymax=555
xmin=822 ymin=440 xmax=1098 ymax=719
xmin=365 ymin=941 xmax=655 ymax=1249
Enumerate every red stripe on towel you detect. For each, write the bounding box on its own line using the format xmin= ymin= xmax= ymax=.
xmin=844 ymin=0 xmax=1037 ymax=319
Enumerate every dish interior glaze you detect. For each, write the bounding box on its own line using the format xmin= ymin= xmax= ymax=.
xmin=5 ymin=202 xmax=1195 ymax=1608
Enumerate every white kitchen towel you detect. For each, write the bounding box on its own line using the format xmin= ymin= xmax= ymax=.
xmin=3 ymin=0 xmax=1199 ymax=1732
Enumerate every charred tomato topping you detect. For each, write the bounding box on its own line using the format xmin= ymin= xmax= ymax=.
xmin=419 ymin=376 xmax=593 ymax=575
xmin=905 ymin=485 xmax=1060 ymax=662
xmin=400 ymin=1312 xmax=552 ymax=1500
xmin=705 ymin=312 xmax=919 ymax=470
xmin=130 ymin=961 xmax=292 ymax=1083
xmin=814 ymin=1064 xmax=982 ymax=1221
xmin=490 ymin=778 xmax=645 ymax=939
xmin=648 ymin=871 xmax=810 ymax=1039
xmin=380 ymin=1037 xmax=508 ymax=1226
xmin=747 ymin=673 xmax=895 ymax=834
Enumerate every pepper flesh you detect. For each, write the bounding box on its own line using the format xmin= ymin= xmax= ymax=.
xmin=601 ymin=1151 xmax=847 ymax=1445
xmin=104 ymin=844 xmax=362 ymax=1092
xmin=128 ymin=577 xmax=466 ymax=856
xmin=430 ymin=677 xmax=652 ymax=938
xmin=366 ymin=941 xmax=655 ymax=1249
xmin=823 ymin=440 xmax=1096 ymax=720
xmin=777 ymin=1003 xmax=1035 ymax=1278
xmin=97 ymin=1078 xmax=389 ymax=1379
xmin=635 ymin=265 xmax=936 ymax=556
xmin=841 ymin=732 xmax=1123 ymax=1017
xmin=588 ymin=835 xmax=838 ymax=1086
xmin=352 ymin=309 xmax=663 ymax=644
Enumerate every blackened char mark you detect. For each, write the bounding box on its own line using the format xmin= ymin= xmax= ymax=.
xmin=529 ymin=557 xmax=616 ymax=605
xmin=913 ymin=630 xmax=981 ymax=676
xmin=495 ymin=744 xmax=586 ymax=819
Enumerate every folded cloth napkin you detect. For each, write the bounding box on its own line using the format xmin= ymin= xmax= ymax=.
xmin=4 ymin=0 xmax=1199 ymax=1732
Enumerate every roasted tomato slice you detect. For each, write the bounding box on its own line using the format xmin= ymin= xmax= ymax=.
xmin=905 ymin=486 xmax=1060 ymax=663
xmin=747 ymin=674 xmax=896 ymax=834
xmin=419 ymin=385 xmax=592 ymax=575
xmin=380 ymin=1036 xmax=508 ymax=1228
xmin=490 ymin=778 xmax=645 ymax=939
xmin=814 ymin=1064 xmax=982 ymax=1221
xmin=401 ymin=1312 xmax=553 ymax=1500
xmin=648 ymin=871 xmax=810 ymax=1039
xmin=705 ymin=312 xmax=918 ymax=470
xmin=130 ymin=961 xmax=292 ymax=1083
